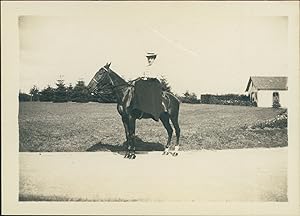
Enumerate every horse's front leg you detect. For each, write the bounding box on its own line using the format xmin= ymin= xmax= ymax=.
xmin=118 ymin=105 xmax=131 ymax=157
xmin=121 ymin=115 xmax=131 ymax=158
xmin=125 ymin=116 xmax=137 ymax=159
xmin=122 ymin=116 xmax=136 ymax=159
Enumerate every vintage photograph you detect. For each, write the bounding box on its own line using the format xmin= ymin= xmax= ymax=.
xmin=2 ymin=1 xmax=299 ymax=215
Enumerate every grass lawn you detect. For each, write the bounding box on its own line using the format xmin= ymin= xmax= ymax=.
xmin=19 ymin=102 xmax=287 ymax=152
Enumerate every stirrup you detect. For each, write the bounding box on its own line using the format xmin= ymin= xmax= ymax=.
xmin=138 ymin=112 xmax=144 ymax=119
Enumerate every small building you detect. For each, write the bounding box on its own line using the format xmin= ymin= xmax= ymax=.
xmin=245 ymin=76 xmax=288 ymax=108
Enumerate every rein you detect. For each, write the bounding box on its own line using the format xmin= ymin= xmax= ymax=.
xmin=111 ymin=82 xmax=132 ymax=90
xmin=105 ymin=67 xmax=134 ymax=89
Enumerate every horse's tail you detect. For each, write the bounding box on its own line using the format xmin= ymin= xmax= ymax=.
xmin=163 ymin=91 xmax=180 ymax=119
xmin=164 ymin=91 xmax=181 ymax=147
xmin=165 ymin=91 xmax=181 ymax=105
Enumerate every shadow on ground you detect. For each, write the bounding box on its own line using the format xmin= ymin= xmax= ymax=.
xmin=86 ymin=137 xmax=165 ymax=154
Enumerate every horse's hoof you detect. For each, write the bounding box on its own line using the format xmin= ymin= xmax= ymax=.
xmin=131 ymin=155 xmax=136 ymax=159
xmin=172 ymin=152 xmax=178 ymax=156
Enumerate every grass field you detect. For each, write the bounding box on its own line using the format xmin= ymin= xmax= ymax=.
xmin=19 ymin=102 xmax=287 ymax=152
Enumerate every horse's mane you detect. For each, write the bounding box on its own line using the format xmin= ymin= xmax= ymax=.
xmin=109 ymin=68 xmax=129 ymax=86
xmin=109 ymin=69 xmax=145 ymax=87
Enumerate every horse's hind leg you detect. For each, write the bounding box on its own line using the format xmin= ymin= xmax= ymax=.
xmin=170 ymin=114 xmax=180 ymax=156
xmin=160 ymin=112 xmax=173 ymax=155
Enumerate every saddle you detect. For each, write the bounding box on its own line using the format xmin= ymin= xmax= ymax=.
xmin=132 ymin=78 xmax=164 ymax=121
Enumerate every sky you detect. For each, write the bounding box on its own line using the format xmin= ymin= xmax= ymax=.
xmin=19 ymin=4 xmax=288 ymax=96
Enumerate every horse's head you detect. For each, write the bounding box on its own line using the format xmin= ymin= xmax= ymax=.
xmin=87 ymin=62 xmax=113 ymax=93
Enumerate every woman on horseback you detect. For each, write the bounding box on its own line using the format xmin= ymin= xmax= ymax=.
xmin=144 ymin=52 xmax=162 ymax=80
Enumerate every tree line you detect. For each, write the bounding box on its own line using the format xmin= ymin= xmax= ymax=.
xmin=20 ymin=77 xmax=252 ymax=106
xmin=19 ymin=77 xmax=201 ymax=103
xmin=19 ymin=79 xmax=102 ymax=103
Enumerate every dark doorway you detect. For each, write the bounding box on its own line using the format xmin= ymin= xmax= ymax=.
xmin=273 ymin=92 xmax=280 ymax=108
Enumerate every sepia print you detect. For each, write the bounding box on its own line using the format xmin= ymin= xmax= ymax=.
xmin=2 ymin=1 xmax=299 ymax=215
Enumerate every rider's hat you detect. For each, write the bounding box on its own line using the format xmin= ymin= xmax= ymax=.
xmin=146 ymin=52 xmax=157 ymax=58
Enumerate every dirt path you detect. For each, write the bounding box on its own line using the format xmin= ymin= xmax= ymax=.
xmin=19 ymin=147 xmax=287 ymax=202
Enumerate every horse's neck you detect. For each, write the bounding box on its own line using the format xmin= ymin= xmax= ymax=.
xmin=109 ymin=71 xmax=130 ymax=103
xmin=109 ymin=71 xmax=127 ymax=86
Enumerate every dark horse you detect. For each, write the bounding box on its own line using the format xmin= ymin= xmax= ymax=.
xmin=87 ymin=63 xmax=181 ymax=159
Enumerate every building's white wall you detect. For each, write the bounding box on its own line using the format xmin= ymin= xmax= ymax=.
xmin=257 ymin=91 xmax=272 ymax=107
xmin=257 ymin=90 xmax=288 ymax=108
xmin=278 ymin=90 xmax=288 ymax=108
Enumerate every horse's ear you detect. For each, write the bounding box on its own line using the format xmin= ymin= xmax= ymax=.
xmin=104 ymin=62 xmax=111 ymax=69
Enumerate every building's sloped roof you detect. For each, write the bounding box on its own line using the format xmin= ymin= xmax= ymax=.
xmin=245 ymin=76 xmax=288 ymax=92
